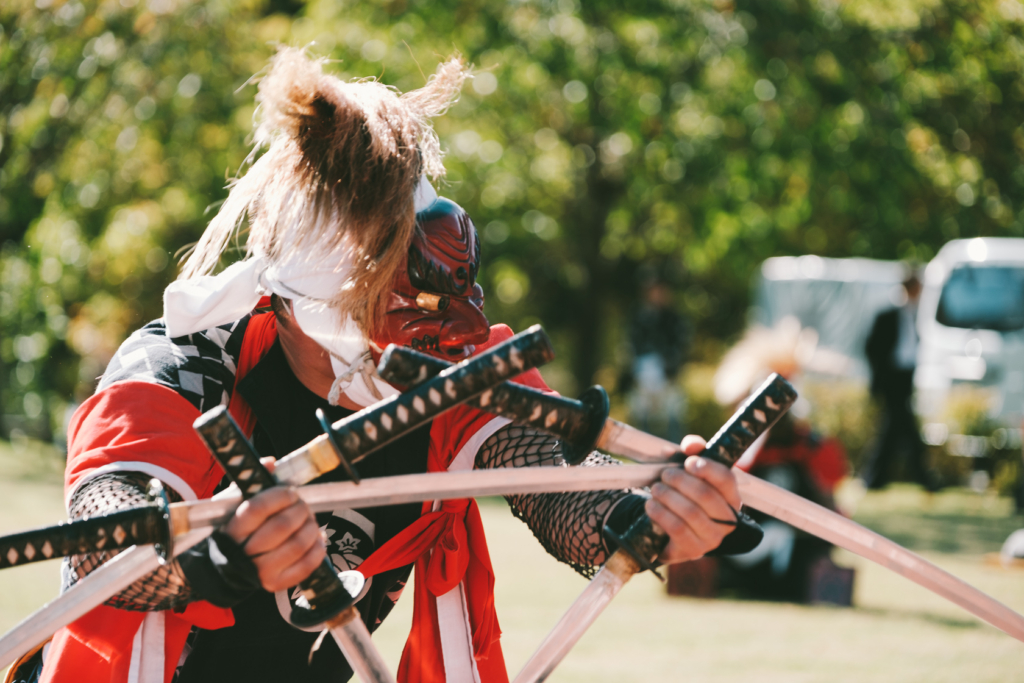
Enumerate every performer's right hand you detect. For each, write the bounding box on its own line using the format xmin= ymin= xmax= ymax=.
xmin=223 ymin=486 xmax=327 ymax=593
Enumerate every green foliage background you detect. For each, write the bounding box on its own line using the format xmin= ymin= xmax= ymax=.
xmin=3 ymin=0 xmax=1024 ymax=440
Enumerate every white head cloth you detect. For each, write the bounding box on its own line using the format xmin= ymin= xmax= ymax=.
xmin=163 ymin=176 xmax=439 ymax=408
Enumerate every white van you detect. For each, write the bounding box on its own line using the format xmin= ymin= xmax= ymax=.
xmin=915 ymin=237 xmax=1024 ymax=454
xmin=753 ymin=255 xmax=907 ymax=379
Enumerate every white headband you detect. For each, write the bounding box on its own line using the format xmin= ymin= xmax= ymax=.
xmin=162 ymin=176 xmax=439 ymax=408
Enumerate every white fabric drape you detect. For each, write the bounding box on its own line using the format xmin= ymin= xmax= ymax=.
xmin=162 ymin=177 xmax=438 ymax=408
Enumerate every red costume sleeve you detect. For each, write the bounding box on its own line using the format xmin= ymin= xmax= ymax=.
xmin=65 ymin=381 xmax=228 ymax=504
xmin=45 ymin=380 xmax=237 ymax=683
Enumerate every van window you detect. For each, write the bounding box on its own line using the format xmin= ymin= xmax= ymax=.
xmin=936 ymin=265 xmax=1024 ymax=331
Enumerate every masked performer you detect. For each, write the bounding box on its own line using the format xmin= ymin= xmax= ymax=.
xmin=26 ymin=49 xmax=743 ymax=683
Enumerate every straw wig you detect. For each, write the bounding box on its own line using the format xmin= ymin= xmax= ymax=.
xmin=179 ymin=46 xmax=468 ymax=334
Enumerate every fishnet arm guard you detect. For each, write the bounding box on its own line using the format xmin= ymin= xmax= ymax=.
xmin=64 ymin=472 xmax=197 ymax=611
xmin=475 ymin=425 xmax=647 ymax=578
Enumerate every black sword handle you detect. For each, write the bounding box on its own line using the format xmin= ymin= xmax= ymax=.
xmin=605 ymin=373 xmax=797 ymax=576
xmin=675 ymin=373 xmax=797 ymax=466
xmin=273 ymin=325 xmax=557 ymax=485
xmin=319 ymin=324 xmax=555 ymax=468
xmin=193 ymin=406 xmax=355 ymax=628
xmin=0 ymin=497 xmax=169 ymax=570
xmin=378 ymin=345 xmax=609 ymax=465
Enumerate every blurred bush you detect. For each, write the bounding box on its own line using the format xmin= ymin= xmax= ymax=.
xmin=1 ymin=0 xmax=273 ymax=439
xmin=934 ymin=385 xmax=1021 ymax=494
xmin=799 ymin=377 xmax=877 ymax=473
xmin=682 ymin=362 xmax=732 ymax=441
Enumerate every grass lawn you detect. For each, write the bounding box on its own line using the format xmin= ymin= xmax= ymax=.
xmin=1 ymin=438 xmax=1023 ymax=681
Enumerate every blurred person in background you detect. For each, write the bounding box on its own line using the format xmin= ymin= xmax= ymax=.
xmin=621 ymin=272 xmax=690 ymax=443
xmin=693 ymin=318 xmax=853 ymax=603
xmin=861 ymin=271 xmax=940 ymax=491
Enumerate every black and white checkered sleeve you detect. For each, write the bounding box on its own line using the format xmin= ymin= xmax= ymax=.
xmin=98 ymin=317 xmax=251 ymax=413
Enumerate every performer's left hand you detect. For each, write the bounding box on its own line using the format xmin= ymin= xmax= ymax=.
xmin=646 ymin=434 xmax=741 ymax=565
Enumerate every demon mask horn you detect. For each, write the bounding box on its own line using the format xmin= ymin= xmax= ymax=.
xmin=178 ymin=46 xmax=468 ymax=335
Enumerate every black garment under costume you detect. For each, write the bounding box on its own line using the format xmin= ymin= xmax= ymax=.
xmin=174 ymin=340 xmax=428 ymax=683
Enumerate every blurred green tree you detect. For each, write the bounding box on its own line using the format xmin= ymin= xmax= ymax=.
xmin=2 ymin=0 xmax=1024 ymax=439
xmin=0 ymin=0 xmax=277 ymax=437
xmin=304 ymin=0 xmax=1024 ymax=394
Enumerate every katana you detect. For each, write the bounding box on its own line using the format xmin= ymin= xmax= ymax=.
xmin=513 ymin=373 xmax=797 ymax=683
xmin=382 ymin=347 xmax=1024 ymax=655
xmin=381 ymin=344 xmax=775 ymax=468
xmin=0 ymin=461 xmax=677 ymax=670
xmin=194 ymin=407 xmax=395 ymax=683
xmin=0 ymin=327 xmax=556 ymax=573
xmin=0 ymin=465 xmax=678 ymax=573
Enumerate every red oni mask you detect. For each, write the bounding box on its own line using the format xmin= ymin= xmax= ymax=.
xmin=374 ymin=198 xmax=490 ymax=359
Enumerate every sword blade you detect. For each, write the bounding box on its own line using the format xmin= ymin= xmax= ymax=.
xmin=328 ymin=607 xmax=397 ymax=683
xmin=172 ymin=465 xmax=674 ymax=532
xmin=0 ymin=528 xmax=210 ymax=671
xmin=736 ymin=470 xmax=1024 ymax=642
xmin=512 ymin=553 xmax=639 ymax=683
xmin=602 ymin=423 xmax=1024 ymax=643
xmin=596 ymin=417 xmax=682 ymax=463
xmin=0 ymin=465 xmax=673 ymax=669
xmin=0 ymin=465 xmax=674 ymax=578
xmin=298 ymin=465 xmax=670 ymax=514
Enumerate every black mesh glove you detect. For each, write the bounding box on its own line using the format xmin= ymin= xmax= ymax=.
xmin=476 ymin=425 xmax=645 ymax=578
xmin=705 ymin=511 xmax=764 ymax=557
xmin=607 ymin=495 xmax=763 ymax=560
xmin=178 ymin=529 xmax=263 ymax=608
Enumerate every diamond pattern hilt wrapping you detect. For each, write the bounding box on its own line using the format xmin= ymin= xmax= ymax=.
xmin=194 ymin=407 xmax=278 ymax=498
xmin=193 ymin=406 xmax=356 ymax=626
xmin=377 ymin=343 xmax=608 ymax=465
xmin=606 ymin=372 xmax=797 ymax=576
xmin=679 ymin=373 xmax=798 ymax=467
xmin=0 ymin=503 xmax=167 ymax=570
xmin=313 ymin=325 xmax=555 ymax=469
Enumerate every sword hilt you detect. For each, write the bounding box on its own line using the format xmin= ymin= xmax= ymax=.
xmin=273 ymin=325 xmax=556 ymax=485
xmin=0 ymin=494 xmax=170 ymax=570
xmin=378 ymin=345 xmax=609 ymax=465
xmin=194 ymin=407 xmax=356 ymax=627
xmin=606 ymin=373 xmax=797 ymax=576
xmin=687 ymin=373 xmax=798 ymax=467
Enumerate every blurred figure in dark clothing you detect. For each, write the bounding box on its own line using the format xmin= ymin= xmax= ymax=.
xmin=666 ymin=317 xmax=854 ymax=605
xmin=725 ymin=411 xmax=849 ymax=602
xmin=861 ymin=272 xmax=938 ymax=490
xmin=623 ymin=279 xmax=690 ymax=442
